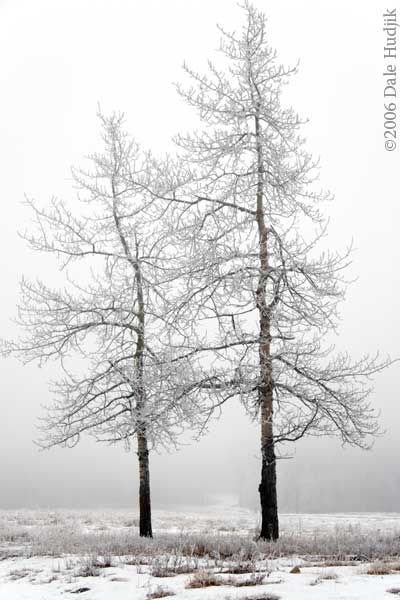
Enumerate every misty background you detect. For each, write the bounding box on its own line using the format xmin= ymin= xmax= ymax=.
xmin=0 ymin=0 xmax=399 ymax=513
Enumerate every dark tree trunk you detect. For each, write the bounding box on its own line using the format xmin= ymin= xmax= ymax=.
xmin=135 ymin=254 xmax=152 ymax=538
xmin=254 ymin=106 xmax=279 ymax=541
xmin=132 ymin=236 xmax=152 ymax=538
xmin=257 ymin=337 xmax=279 ymax=541
xmin=137 ymin=430 xmax=152 ymax=538
xmin=258 ymin=435 xmax=279 ymax=540
xmin=112 ymin=197 xmax=153 ymax=538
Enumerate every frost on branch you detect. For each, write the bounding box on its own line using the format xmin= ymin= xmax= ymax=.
xmin=167 ymin=2 xmax=392 ymax=539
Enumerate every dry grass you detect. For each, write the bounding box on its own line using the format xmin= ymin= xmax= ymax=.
xmin=186 ymin=570 xmax=267 ymax=589
xmin=91 ymin=554 xmax=114 ymax=568
xmin=123 ymin=518 xmax=139 ymax=528
xmin=317 ymin=570 xmax=339 ymax=581
xmin=69 ymin=553 xmax=115 ymax=578
xmin=8 ymin=568 xmax=35 ymax=581
xmin=310 ymin=570 xmax=339 ymax=585
xmin=146 ymin=585 xmax=176 ymax=599
xmin=227 ymin=573 xmax=266 ymax=587
xmin=75 ymin=557 xmax=101 ymax=578
xmin=2 ymin=509 xmax=400 ymax=563
xmin=365 ymin=561 xmax=394 ymax=575
xmin=0 ymin=528 xmax=32 ymax=545
xmin=150 ymin=554 xmax=199 ymax=577
xmin=4 ymin=523 xmax=400 ymax=564
xmin=365 ymin=561 xmax=400 ymax=575
xmin=185 ymin=570 xmax=223 ymax=588
xmin=223 ymin=559 xmax=261 ymax=574
xmin=311 ymin=559 xmax=355 ymax=567
xmin=224 ymin=563 xmax=253 ymax=574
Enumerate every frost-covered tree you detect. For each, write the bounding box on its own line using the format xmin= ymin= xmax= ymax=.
xmin=1 ymin=113 xmax=207 ymax=537
xmin=168 ymin=3 xmax=391 ymax=540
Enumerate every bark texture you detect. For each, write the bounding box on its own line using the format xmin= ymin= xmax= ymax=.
xmin=137 ymin=430 xmax=152 ymax=537
xmin=258 ymin=429 xmax=279 ymax=540
xmin=255 ymin=108 xmax=279 ymax=541
xmin=134 ymin=242 xmax=153 ymax=538
xmin=113 ymin=193 xmax=153 ymax=538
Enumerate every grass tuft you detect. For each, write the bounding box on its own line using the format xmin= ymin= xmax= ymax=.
xmin=310 ymin=570 xmax=339 ymax=585
xmin=186 ymin=570 xmax=266 ymax=589
xmin=365 ymin=561 xmax=393 ymax=575
xmin=186 ymin=570 xmax=223 ymax=588
xmin=146 ymin=585 xmax=176 ymax=599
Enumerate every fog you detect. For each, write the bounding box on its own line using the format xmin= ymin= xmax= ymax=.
xmin=0 ymin=0 xmax=399 ymax=513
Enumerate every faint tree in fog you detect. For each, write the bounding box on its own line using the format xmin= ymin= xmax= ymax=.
xmin=1 ymin=113 xmax=208 ymax=538
xmin=168 ymin=2 xmax=391 ymax=540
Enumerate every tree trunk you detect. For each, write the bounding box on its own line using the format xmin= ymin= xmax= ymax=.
xmin=257 ymin=315 xmax=279 ymax=540
xmin=137 ymin=429 xmax=152 ymax=537
xmin=259 ymin=415 xmax=279 ymax=540
xmin=135 ymin=252 xmax=152 ymax=538
xmin=112 ymin=198 xmax=153 ymax=538
xmin=254 ymin=106 xmax=279 ymax=541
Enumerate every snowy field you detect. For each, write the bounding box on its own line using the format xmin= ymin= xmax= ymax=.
xmin=2 ymin=505 xmax=400 ymax=599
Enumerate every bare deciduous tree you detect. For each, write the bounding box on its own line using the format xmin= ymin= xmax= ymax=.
xmin=0 ymin=6 xmax=392 ymax=543
xmin=1 ymin=113 xmax=207 ymax=537
xmin=167 ymin=2 xmax=391 ymax=540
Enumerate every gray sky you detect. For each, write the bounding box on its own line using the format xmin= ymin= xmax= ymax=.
xmin=0 ymin=0 xmax=399 ymax=512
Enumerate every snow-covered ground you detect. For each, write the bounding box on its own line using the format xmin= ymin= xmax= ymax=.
xmin=1 ymin=506 xmax=400 ymax=599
